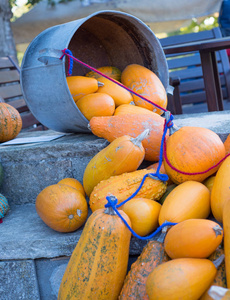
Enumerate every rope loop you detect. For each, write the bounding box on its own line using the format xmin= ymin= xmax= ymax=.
xmin=105 ymin=195 xmax=177 ymax=240
xmin=60 ymin=48 xmax=74 ymax=76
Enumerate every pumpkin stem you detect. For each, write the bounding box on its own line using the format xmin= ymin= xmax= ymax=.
xmin=213 ymin=254 xmax=225 ymax=269
xmin=208 ymin=286 xmax=229 ymax=300
xmin=213 ymin=225 xmax=223 ymax=237
xmin=164 ymin=111 xmax=179 ymax=136
xmin=97 ymin=81 xmax=104 ymax=87
xmin=130 ymin=129 xmax=150 ymax=147
xmin=104 ymin=195 xmax=117 ymax=216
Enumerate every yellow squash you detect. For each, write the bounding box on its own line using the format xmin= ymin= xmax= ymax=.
xmin=83 ymin=129 xmax=149 ymax=197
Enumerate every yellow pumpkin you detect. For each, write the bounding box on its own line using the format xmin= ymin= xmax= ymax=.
xmin=96 ymin=76 xmax=133 ymax=107
xmin=158 ymin=181 xmax=210 ymax=225
xmin=85 ymin=66 xmax=122 ymax=81
xmin=211 ymin=156 xmax=230 ymax=223
xmin=121 ymin=198 xmax=161 ymax=236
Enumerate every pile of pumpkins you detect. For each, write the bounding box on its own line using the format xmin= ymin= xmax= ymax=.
xmin=34 ymin=64 xmax=230 ymax=299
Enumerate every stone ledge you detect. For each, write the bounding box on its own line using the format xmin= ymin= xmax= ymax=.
xmin=0 ymin=204 xmax=150 ymax=260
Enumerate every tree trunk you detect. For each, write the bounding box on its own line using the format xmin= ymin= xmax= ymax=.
xmin=0 ymin=0 xmax=17 ymax=60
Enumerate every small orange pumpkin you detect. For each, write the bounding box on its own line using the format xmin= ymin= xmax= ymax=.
xmin=36 ymin=184 xmax=88 ymax=232
xmin=114 ymin=104 xmax=155 ymax=116
xmin=163 ymin=126 xmax=226 ymax=184
xmin=58 ymin=178 xmax=85 ymax=197
xmin=77 ymin=92 xmax=115 ymax=120
xmin=121 ymin=198 xmax=161 ymax=236
xmin=0 ymin=103 xmax=22 ymax=142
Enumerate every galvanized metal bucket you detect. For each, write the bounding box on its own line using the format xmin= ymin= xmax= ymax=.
xmin=20 ymin=10 xmax=169 ymax=133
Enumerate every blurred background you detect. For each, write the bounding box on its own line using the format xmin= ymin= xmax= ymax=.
xmin=2 ymin=0 xmax=222 ymax=65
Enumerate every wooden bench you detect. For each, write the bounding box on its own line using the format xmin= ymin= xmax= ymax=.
xmin=0 ymin=56 xmax=47 ymax=131
xmin=159 ymin=27 xmax=230 ymax=114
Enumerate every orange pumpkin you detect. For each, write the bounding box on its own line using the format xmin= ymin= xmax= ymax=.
xmin=89 ymin=113 xmax=167 ymax=161
xmin=203 ymin=175 xmax=216 ymax=193
xmin=224 ymin=134 xmax=230 ymax=155
xmin=164 ymin=219 xmax=223 ymax=259
xmin=0 ymin=103 xmax=22 ymax=142
xmin=114 ymin=104 xmax=155 ymax=116
xmin=58 ymin=178 xmax=85 ymax=197
xmin=121 ymin=64 xmax=167 ymax=115
xmin=76 ymin=92 xmax=115 ymax=120
xmin=121 ymin=198 xmax=161 ymax=236
xmin=36 ymin=184 xmax=88 ymax=232
xmin=163 ymin=126 xmax=226 ymax=184
xmin=96 ymin=76 xmax=133 ymax=107
xmin=85 ymin=66 xmax=122 ymax=81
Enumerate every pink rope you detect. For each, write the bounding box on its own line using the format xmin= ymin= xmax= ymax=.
xmin=61 ymin=49 xmax=229 ymax=176
xmin=61 ymin=49 xmax=167 ymax=113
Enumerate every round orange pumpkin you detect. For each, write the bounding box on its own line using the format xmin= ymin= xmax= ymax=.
xmin=121 ymin=198 xmax=161 ymax=236
xmin=76 ymin=92 xmax=115 ymax=120
xmin=163 ymin=126 xmax=226 ymax=184
xmin=58 ymin=178 xmax=85 ymax=197
xmin=36 ymin=184 xmax=88 ymax=232
xmin=121 ymin=64 xmax=167 ymax=115
xmin=0 ymin=103 xmax=22 ymax=142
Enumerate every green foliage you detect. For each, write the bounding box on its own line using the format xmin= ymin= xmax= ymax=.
xmin=167 ymin=16 xmax=219 ymax=37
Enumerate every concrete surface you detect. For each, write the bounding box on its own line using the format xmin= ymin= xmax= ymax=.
xmin=0 ymin=108 xmax=229 ymax=300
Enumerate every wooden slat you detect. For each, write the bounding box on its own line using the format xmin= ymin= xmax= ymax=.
xmin=0 ymin=57 xmax=14 ymax=69
xmin=0 ymin=84 xmax=22 ymax=99
xmin=21 ymin=112 xmax=41 ymax=129
xmin=0 ymin=70 xmax=20 ymax=84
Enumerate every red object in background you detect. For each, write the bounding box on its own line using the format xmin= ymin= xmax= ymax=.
xmin=0 ymin=218 xmax=2 ymax=223
xmin=227 ymin=48 xmax=230 ymax=57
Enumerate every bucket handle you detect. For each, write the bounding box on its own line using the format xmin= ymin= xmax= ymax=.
xmin=38 ymin=48 xmax=63 ymax=65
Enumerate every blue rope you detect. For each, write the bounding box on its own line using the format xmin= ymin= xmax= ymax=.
xmin=62 ymin=49 xmax=73 ymax=76
xmin=105 ymin=196 xmax=177 ymax=240
xmin=116 ymin=113 xmax=174 ymax=209
xmin=0 ymin=194 xmax=8 ymax=218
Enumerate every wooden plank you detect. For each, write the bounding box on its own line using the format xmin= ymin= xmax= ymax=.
xmin=0 ymin=70 xmax=20 ymax=84
xmin=0 ymin=57 xmax=14 ymax=69
xmin=21 ymin=112 xmax=41 ymax=129
xmin=0 ymin=84 xmax=22 ymax=99
xmin=6 ymin=98 xmax=28 ymax=112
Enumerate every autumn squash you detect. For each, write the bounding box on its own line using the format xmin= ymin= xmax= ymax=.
xmin=89 ymin=168 xmax=167 ymax=212
xmin=146 ymin=256 xmax=224 ymax=300
xmin=83 ymin=129 xmax=149 ymax=197
xmin=36 ymin=184 xmax=88 ymax=232
xmin=58 ymin=205 xmax=131 ymax=300
xmin=89 ymin=113 xmax=167 ymax=161
xmin=121 ymin=64 xmax=167 ymax=115
xmin=203 ymin=176 xmax=216 ymax=193
xmin=76 ymin=92 xmax=115 ymax=120
xmin=158 ymin=181 xmax=211 ymax=225
xmin=114 ymin=104 xmax=155 ymax=116
xmin=223 ymin=198 xmax=230 ymax=288
xmin=96 ymin=76 xmax=133 ymax=107
xmin=164 ymin=219 xmax=223 ymax=259
xmin=158 ymin=184 xmax=177 ymax=205
xmin=119 ymin=230 xmax=169 ymax=300
xmin=58 ymin=178 xmax=85 ymax=197
xmin=0 ymin=103 xmax=22 ymax=142
xmin=120 ymin=198 xmax=161 ymax=236
xmin=85 ymin=66 xmax=122 ymax=81
xmin=211 ymin=156 xmax=230 ymax=223
xmin=163 ymin=126 xmax=226 ymax=184
xmin=200 ymin=246 xmax=227 ymax=300
xmin=224 ymin=134 xmax=230 ymax=155
xmin=66 ymin=76 xmax=102 ymax=103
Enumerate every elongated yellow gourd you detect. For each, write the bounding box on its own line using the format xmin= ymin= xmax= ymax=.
xmin=223 ymin=199 xmax=230 ymax=288
xmin=146 ymin=256 xmax=223 ymax=300
xmin=114 ymin=104 xmax=155 ymax=116
xmin=164 ymin=219 xmax=223 ymax=259
xmin=158 ymin=181 xmax=210 ymax=225
xmin=66 ymin=76 xmax=101 ymax=103
xmin=83 ymin=129 xmax=149 ymax=197
xmin=89 ymin=168 xmax=167 ymax=212
xmin=58 ymin=206 xmax=131 ymax=300
xmin=211 ymin=156 xmax=230 ymax=223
